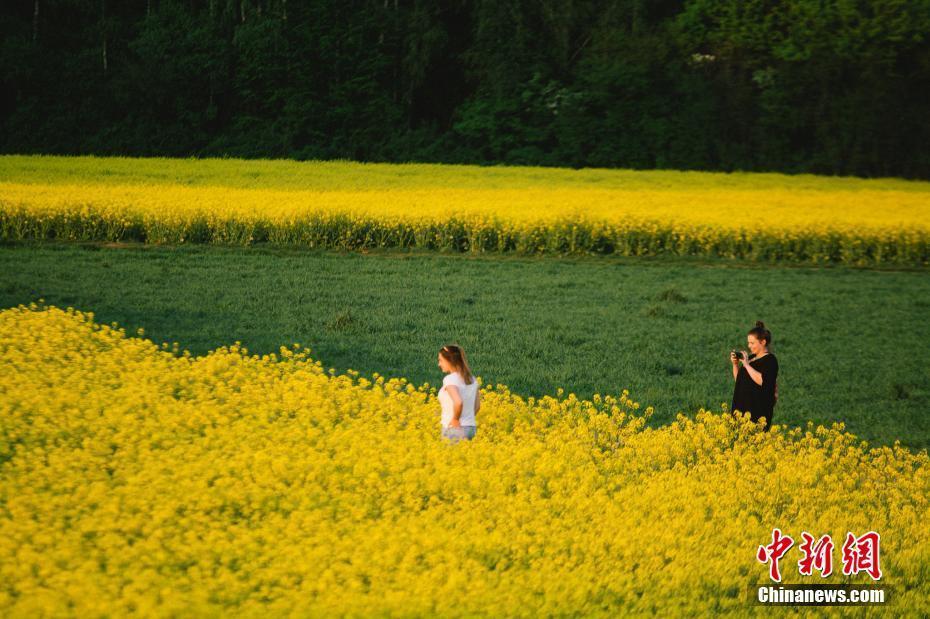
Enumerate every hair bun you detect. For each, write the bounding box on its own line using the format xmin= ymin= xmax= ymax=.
xmin=755 ymin=321 xmax=766 ymax=329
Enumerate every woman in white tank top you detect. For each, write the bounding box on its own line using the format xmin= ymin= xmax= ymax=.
xmin=437 ymin=344 xmax=481 ymax=442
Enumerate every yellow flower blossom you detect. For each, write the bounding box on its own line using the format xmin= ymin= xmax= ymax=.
xmin=0 ymin=303 xmax=928 ymax=616
xmin=1 ymin=158 xmax=928 ymax=266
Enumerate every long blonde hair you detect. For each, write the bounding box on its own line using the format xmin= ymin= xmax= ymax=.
xmin=439 ymin=344 xmax=474 ymax=385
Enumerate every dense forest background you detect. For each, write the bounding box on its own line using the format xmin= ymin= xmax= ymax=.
xmin=2 ymin=0 xmax=929 ymax=178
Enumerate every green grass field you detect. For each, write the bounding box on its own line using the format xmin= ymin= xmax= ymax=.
xmin=3 ymin=241 xmax=928 ymax=451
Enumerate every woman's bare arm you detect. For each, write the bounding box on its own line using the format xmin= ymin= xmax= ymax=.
xmin=446 ymin=385 xmax=463 ymax=422
xmin=742 ymin=360 xmax=764 ymax=386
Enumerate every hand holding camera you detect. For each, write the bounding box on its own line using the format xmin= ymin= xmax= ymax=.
xmin=730 ymin=350 xmax=746 ymax=364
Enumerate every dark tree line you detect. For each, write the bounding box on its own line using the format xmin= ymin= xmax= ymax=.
xmin=2 ymin=0 xmax=929 ymax=178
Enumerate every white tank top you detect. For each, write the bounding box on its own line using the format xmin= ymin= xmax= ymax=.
xmin=439 ymin=371 xmax=478 ymax=427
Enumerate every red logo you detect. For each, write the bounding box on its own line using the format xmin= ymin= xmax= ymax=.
xmin=798 ymin=532 xmax=834 ymax=577
xmin=759 ymin=530 xmax=882 ymax=581
xmin=841 ymin=531 xmax=882 ymax=580
xmin=757 ymin=528 xmax=794 ymax=582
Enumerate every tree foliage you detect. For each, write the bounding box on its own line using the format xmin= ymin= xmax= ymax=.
xmin=1 ymin=0 xmax=928 ymax=177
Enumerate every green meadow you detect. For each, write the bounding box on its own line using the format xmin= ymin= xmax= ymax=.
xmin=2 ymin=241 xmax=928 ymax=451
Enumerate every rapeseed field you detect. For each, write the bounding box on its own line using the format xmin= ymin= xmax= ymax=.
xmin=1 ymin=303 xmax=927 ymax=616
xmin=2 ymin=156 xmax=928 ymax=265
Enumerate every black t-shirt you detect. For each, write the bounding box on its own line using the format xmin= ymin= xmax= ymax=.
xmin=731 ymin=353 xmax=779 ymax=426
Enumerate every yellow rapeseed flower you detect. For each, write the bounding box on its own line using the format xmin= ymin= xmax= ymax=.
xmin=0 ymin=303 xmax=928 ymax=616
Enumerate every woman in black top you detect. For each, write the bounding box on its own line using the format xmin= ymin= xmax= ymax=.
xmin=730 ymin=321 xmax=779 ymax=430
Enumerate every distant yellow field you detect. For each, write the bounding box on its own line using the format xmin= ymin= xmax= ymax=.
xmin=2 ymin=302 xmax=928 ymax=615
xmin=2 ymin=155 xmax=928 ymax=265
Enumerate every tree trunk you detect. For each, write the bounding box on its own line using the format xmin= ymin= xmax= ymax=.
xmin=33 ymin=0 xmax=39 ymax=43
xmin=379 ymin=0 xmax=387 ymax=45
xmin=101 ymin=0 xmax=108 ymax=75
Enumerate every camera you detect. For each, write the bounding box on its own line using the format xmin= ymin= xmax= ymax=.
xmin=730 ymin=350 xmax=744 ymax=362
